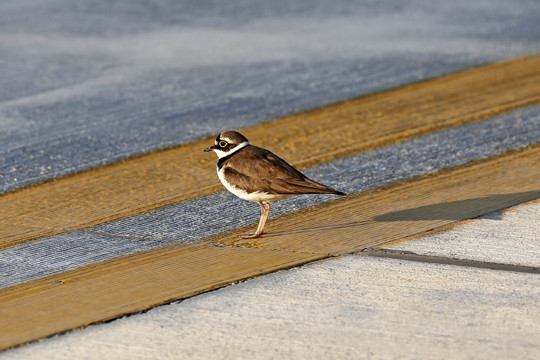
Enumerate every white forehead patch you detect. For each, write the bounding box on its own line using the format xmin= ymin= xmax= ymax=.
xmin=218 ymin=136 xmax=234 ymax=144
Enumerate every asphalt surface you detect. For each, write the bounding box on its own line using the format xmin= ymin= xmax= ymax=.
xmin=2 ymin=104 xmax=539 ymax=289
xmin=4 ymin=201 xmax=539 ymax=360
xmin=1 ymin=1 xmax=539 ymax=358
xmin=2 ymin=0 xmax=540 ymax=193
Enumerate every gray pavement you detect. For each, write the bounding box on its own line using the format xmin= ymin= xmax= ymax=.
xmin=2 ymin=105 xmax=539 ymax=289
xmin=2 ymin=0 xmax=540 ymax=193
xmin=4 ymin=201 xmax=539 ymax=360
xmin=2 ymin=1 xmax=540 ymax=357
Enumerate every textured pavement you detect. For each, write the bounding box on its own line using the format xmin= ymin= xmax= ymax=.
xmin=2 ymin=105 xmax=540 ymax=289
xmin=1 ymin=1 xmax=540 ymax=358
xmin=4 ymin=201 xmax=539 ymax=360
xmin=2 ymin=0 xmax=540 ymax=193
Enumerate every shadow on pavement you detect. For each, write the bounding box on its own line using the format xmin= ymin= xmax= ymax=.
xmin=374 ymin=191 xmax=540 ymax=222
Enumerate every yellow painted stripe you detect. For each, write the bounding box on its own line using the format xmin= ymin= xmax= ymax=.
xmin=1 ymin=56 xmax=540 ymax=247
xmin=0 ymin=244 xmax=326 ymax=351
xmin=215 ymin=146 xmax=540 ymax=254
xmin=1 ymin=145 xmax=539 ymax=350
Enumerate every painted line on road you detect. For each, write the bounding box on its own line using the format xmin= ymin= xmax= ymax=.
xmin=213 ymin=145 xmax=540 ymax=254
xmin=1 ymin=56 xmax=540 ymax=248
xmin=3 ymin=104 xmax=539 ymax=291
xmin=1 ymin=144 xmax=539 ymax=351
xmin=0 ymin=243 xmax=328 ymax=351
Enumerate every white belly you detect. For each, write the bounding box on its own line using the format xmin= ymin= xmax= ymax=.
xmin=217 ymin=166 xmax=291 ymax=203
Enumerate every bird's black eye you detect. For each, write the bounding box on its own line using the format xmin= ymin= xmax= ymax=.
xmin=219 ymin=141 xmax=228 ymax=148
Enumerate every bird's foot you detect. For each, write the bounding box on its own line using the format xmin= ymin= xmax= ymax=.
xmin=241 ymin=232 xmax=262 ymax=239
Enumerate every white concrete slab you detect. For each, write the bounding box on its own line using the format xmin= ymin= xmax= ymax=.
xmin=4 ymin=204 xmax=539 ymax=360
xmin=384 ymin=200 xmax=540 ymax=267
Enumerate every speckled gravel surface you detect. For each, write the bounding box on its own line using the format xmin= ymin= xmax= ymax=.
xmin=2 ymin=0 xmax=539 ymax=193
xmin=1 ymin=104 xmax=539 ymax=289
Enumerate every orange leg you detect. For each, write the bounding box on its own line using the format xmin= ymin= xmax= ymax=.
xmin=242 ymin=202 xmax=271 ymax=239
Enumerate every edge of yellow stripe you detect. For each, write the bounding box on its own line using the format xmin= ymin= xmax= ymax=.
xmin=1 ymin=56 xmax=540 ymax=248
xmin=1 ymin=145 xmax=539 ymax=351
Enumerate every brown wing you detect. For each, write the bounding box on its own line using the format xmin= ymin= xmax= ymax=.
xmin=223 ymin=146 xmax=345 ymax=195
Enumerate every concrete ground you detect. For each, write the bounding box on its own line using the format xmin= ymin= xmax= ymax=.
xmin=1 ymin=1 xmax=539 ymax=358
xmin=3 ymin=201 xmax=539 ymax=360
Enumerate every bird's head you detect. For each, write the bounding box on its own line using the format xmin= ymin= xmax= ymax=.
xmin=204 ymin=131 xmax=250 ymax=158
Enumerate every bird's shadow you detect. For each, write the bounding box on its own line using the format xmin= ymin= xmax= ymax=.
xmin=373 ymin=191 xmax=540 ymax=222
xmin=265 ymin=191 xmax=539 ymax=237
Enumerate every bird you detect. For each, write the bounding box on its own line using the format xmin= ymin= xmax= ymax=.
xmin=204 ymin=130 xmax=345 ymax=238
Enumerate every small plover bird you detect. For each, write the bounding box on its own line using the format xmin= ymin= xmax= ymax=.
xmin=204 ymin=130 xmax=345 ymax=238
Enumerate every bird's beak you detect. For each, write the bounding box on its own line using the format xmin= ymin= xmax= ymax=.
xmin=203 ymin=145 xmax=217 ymax=152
